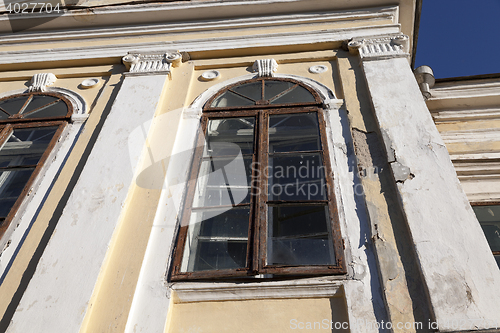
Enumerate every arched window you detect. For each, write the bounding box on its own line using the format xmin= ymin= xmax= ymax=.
xmin=0 ymin=92 xmax=72 ymax=238
xmin=171 ymin=78 xmax=345 ymax=280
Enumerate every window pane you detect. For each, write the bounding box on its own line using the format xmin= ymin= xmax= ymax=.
xmin=0 ymin=127 xmax=58 ymax=167
xmin=22 ymin=95 xmax=59 ymax=114
xmin=264 ymin=80 xmax=296 ymax=101
xmin=210 ymin=90 xmax=255 ymax=108
xmin=270 ymin=85 xmax=316 ymax=104
xmin=193 ymin=156 xmax=252 ymax=207
xmin=23 ymin=97 xmax=68 ymax=119
xmin=495 ymin=255 xmax=500 ymax=270
xmin=472 ymin=205 xmax=500 ymax=252
xmin=267 ymin=204 xmax=335 ymax=265
xmin=231 ymin=82 xmax=262 ymax=102
xmin=0 ymin=169 xmax=34 ymax=217
xmin=0 ymin=108 xmax=10 ymax=120
xmin=269 ymin=113 xmax=321 ymax=153
xmin=181 ymin=206 xmax=250 ymax=272
xmin=204 ymin=118 xmax=255 ymax=156
xmin=268 ymin=153 xmax=327 ymax=201
xmin=0 ymin=95 xmax=29 ymax=116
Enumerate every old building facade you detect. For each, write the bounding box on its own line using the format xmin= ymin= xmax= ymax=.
xmin=0 ymin=0 xmax=499 ymax=332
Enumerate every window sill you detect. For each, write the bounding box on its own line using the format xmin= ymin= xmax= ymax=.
xmin=170 ymin=276 xmax=345 ymax=303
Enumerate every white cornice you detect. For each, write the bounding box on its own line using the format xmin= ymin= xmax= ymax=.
xmin=0 ymin=0 xmax=408 ymax=34
xmin=431 ymin=107 xmax=500 ymax=123
xmin=0 ymin=24 xmax=400 ymax=67
xmin=440 ymin=128 xmax=500 ymax=144
xmin=0 ymin=7 xmax=397 ymax=45
xmin=429 ymin=79 xmax=500 ymax=101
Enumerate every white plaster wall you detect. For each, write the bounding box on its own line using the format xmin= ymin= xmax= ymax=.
xmin=6 ymin=74 xmax=168 ymax=333
xmin=362 ymin=57 xmax=500 ymax=331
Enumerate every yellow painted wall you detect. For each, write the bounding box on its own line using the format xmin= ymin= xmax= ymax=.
xmin=166 ymin=296 xmax=350 ymax=333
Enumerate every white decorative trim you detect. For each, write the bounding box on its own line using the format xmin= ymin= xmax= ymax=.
xmin=122 ymin=52 xmax=182 ymax=75
xmin=323 ymin=98 xmax=345 ymax=111
xmin=0 ymin=2 xmax=399 ymax=37
xmin=171 ymin=278 xmax=344 ymax=303
xmin=253 ymin=59 xmax=278 ymax=77
xmin=0 ymin=25 xmax=399 ymax=67
xmin=28 ymin=73 xmax=57 ymax=92
xmin=431 ymin=107 xmax=500 ymax=123
xmin=200 ymin=70 xmax=220 ymax=81
xmin=309 ymin=65 xmax=328 ymax=74
xmin=80 ymin=78 xmax=100 ymax=89
xmin=348 ymin=34 xmax=410 ymax=60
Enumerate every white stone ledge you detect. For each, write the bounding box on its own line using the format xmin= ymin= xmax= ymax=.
xmin=171 ymin=277 xmax=345 ymax=303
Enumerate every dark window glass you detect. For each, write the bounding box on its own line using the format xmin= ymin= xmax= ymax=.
xmin=0 ymin=169 xmax=35 ymax=218
xmin=472 ymin=205 xmax=500 ymax=269
xmin=181 ymin=207 xmax=250 ymax=272
xmin=0 ymin=95 xmax=30 ymax=116
xmin=208 ymin=79 xmax=318 ymax=109
xmin=268 ymin=204 xmax=334 ymax=266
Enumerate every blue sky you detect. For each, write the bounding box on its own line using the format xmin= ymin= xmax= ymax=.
xmin=414 ymin=0 xmax=500 ymax=79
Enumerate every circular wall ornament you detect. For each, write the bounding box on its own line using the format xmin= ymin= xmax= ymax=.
xmin=80 ymin=78 xmax=100 ymax=89
xmin=309 ymin=65 xmax=328 ymax=74
xmin=201 ymin=70 xmax=221 ymax=81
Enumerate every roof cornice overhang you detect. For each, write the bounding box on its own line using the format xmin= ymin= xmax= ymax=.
xmin=0 ymin=0 xmax=418 ymax=70
xmin=0 ymin=0 xmax=414 ymax=34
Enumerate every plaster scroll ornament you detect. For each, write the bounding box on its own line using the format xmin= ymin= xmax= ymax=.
xmin=122 ymin=52 xmax=182 ymax=74
xmin=29 ymin=73 xmax=57 ymax=92
xmin=347 ymin=35 xmax=410 ymax=60
xmin=253 ymin=59 xmax=278 ymax=77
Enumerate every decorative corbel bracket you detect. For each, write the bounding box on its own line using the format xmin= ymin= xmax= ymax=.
xmin=348 ymin=35 xmax=410 ymax=61
xmin=122 ymin=51 xmax=182 ymax=76
xmin=253 ymin=59 xmax=278 ymax=77
xmin=29 ymin=73 xmax=57 ymax=92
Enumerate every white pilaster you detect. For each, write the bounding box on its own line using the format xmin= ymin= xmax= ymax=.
xmin=356 ymin=36 xmax=500 ymax=330
xmin=6 ymin=66 xmax=169 ymax=332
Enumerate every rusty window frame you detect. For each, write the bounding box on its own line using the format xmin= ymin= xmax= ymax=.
xmin=171 ymin=78 xmax=345 ymax=281
xmin=470 ymin=202 xmax=500 ymax=260
xmin=0 ymin=92 xmax=72 ymax=239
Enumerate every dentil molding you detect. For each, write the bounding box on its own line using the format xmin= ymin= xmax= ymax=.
xmin=347 ymin=34 xmax=410 ymax=61
xmin=122 ymin=51 xmax=182 ymax=76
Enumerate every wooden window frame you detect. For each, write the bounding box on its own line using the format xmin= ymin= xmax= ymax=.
xmin=171 ymin=78 xmax=345 ymax=281
xmin=0 ymin=92 xmax=72 ymax=238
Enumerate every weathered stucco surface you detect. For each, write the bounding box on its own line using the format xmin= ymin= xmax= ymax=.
xmin=362 ymin=56 xmax=500 ymax=330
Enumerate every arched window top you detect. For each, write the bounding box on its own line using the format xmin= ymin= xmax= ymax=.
xmin=0 ymin=92 xmax=72 ymax=123
xmin=205 ymin=77 xmax=321 ymax=111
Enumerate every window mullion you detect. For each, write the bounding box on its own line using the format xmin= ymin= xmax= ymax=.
xmin=0 ymin=125 xmax=13 ymax=149
xmin=256 ymin=111 xmax=269 ymax=272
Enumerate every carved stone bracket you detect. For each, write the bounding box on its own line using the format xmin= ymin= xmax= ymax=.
xmin=29 ymin=73 xmax=57 ymax=92
xmin=348 ymin=35 xmax=410 ymax=61
xmin=253 ymin=59 xmax=278 ymax=77
xmin=122 ymin=52 xmax=182 ymax=76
